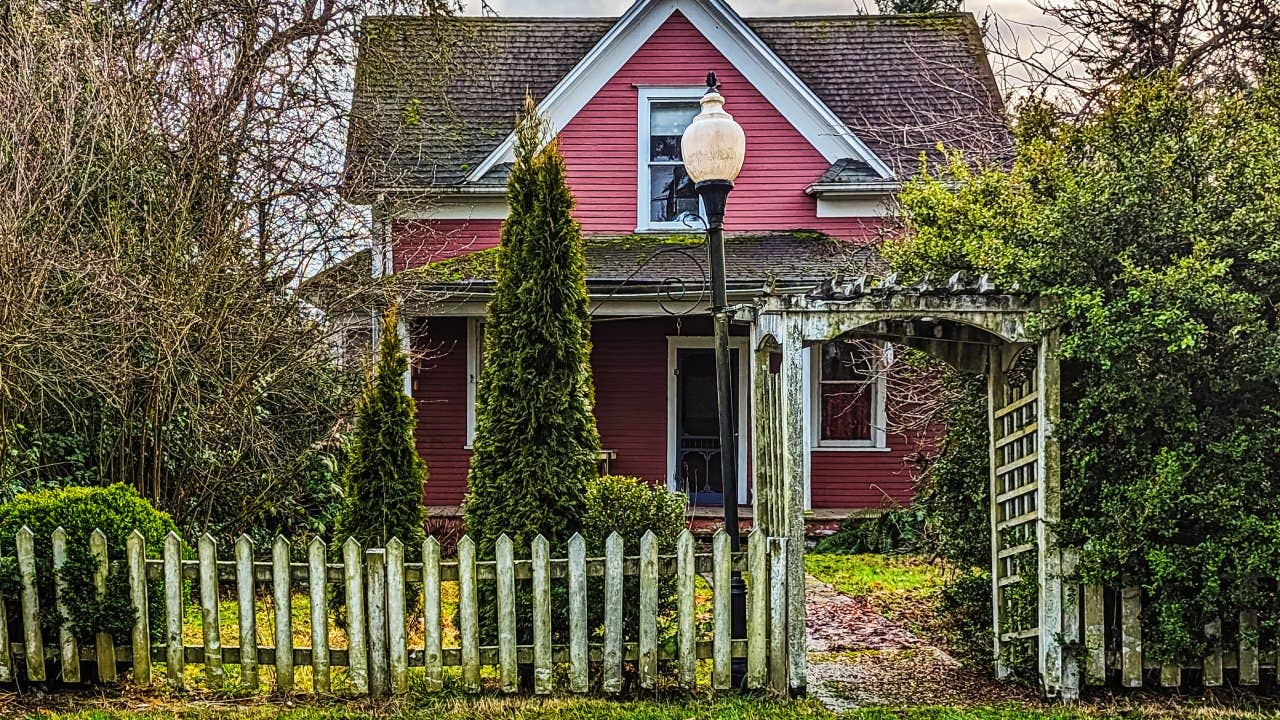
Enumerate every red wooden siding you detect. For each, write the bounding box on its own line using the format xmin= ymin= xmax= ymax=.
xmin=411 ymin=315 xmax=926 ymax=510
xmin=558 ymin=12 xmax=880 ymax=240
xmin=412 ymin=316 xmax=471 ymax=506
xmin=393 ymin=219 xmax=503 ymax=272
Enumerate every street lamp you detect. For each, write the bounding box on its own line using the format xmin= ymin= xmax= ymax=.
xmin=681 ymin=72 xmax=748 ymax=685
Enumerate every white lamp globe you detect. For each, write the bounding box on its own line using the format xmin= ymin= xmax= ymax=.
xmin=680 ymin=87 xmax=746 ymax=185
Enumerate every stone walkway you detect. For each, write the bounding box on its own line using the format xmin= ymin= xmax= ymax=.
xmin=804 ymin=574 xmax=1024 ymax=709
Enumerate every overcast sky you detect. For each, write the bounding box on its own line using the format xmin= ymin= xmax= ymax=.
xmin=460 ymin=1 xmax=1069 ymax=95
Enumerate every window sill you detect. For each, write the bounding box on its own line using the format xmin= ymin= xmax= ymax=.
xmin=810 ymin=444 xmax=892 ymax=453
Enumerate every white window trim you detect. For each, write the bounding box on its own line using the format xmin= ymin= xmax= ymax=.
xmin=809 ymin=342 xmax=889 ymax=451
xmin=465 ymin=317 xmax=483 ymax=448
xmin=666 ymin=336 xmax=750 ymax=505
xmin=637 ymin=86 xmax=707 ymax=233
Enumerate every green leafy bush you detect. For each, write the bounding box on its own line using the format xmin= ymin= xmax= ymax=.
xmin=812 ymin=508 xmax=926 ymax=555
xmin=0 ymin=483 xmax=176 ymax=679
xmin=582 ymin=475 xmax=687 ymax=649
xmin=887 ymin=75 xmax=1280 ymax=663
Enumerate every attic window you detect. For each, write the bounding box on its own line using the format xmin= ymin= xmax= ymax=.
xmin=637 ymin=88 xmax=705 ymax=231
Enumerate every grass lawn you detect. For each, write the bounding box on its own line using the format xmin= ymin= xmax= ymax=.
xmin=803 ymin=553 xmax=947 ymax=631
xmin=15 ymin=695 xmax=1280 ymax=720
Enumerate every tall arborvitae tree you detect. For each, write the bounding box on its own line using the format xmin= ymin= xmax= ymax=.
xmin=334 ymin=306 xmax=427 ymax=550
xmin=464 ymin=99 xmax=600 ymax=558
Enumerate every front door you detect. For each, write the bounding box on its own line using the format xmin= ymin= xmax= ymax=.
xmin=674 ymin=347 xmax=741 ymax=506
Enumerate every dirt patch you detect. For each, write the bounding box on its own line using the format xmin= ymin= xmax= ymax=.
xmin=804 ymin=573 xmax=1035 ymax=709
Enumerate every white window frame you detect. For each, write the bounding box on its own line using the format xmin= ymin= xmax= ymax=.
xmin=666 ymin=336 xmax=750 ymax=505
xmin=809 ymin=342 xmax=889 ymax=451
xmin=636 ymin=86 xmax=707 ymax=232
xmin=465 ymin=317 xmax=484 ymax=448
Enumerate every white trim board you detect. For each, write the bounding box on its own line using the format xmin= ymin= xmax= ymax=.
xmin=464 ymin=0 xmax=891 ymax=184
xmin=666 ymin=335 xmax=751 ymax=506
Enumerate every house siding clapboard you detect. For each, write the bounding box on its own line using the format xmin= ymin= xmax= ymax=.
xmin=411 ymin=316 xmax=925 ymax=509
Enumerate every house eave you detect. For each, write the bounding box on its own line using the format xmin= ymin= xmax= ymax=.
xmin=805 ymin=182 xmax=902 ymax=198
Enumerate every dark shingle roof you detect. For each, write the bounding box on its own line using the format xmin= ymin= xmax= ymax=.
xmin=345 ymin=12 xmax=1007 ymax=199
xmin=398 ymin=234 xmax=882 ymax=294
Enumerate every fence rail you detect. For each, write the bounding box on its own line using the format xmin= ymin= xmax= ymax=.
xmin=0 ymin=526 xmax=792 ymax=696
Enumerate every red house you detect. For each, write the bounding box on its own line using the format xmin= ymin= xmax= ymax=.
xmin=338 ymin=0 xmax=1007 ymax=519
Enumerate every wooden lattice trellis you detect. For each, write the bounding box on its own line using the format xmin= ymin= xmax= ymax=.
xmin=749 ymin=278 xmax=1076 ymax=698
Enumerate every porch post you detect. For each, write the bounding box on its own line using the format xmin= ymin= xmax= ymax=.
xmin=1036 ymin=329 xmax=1072 ymax=698
xmin=779 ymin=312 xmax=808 ymax=693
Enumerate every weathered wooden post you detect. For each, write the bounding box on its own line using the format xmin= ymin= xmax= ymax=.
xmin=52 ymin=527 xmax=80 ymax=683
xmin=127 ymin=530 xmax=151 ymax=685
xmin=16 ymin=526 xmax=45 ymax=681
xmin=235 ymin=534 xmax=258 ymax=689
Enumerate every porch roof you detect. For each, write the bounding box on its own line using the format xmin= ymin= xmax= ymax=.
xmin=394 ymin=233 xmax=882 ymax=300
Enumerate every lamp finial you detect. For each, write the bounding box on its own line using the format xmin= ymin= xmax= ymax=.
xmin=705 ymin=71 xmax=718 ymax=92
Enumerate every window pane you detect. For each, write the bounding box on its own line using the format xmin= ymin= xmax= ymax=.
xmin=821 ymin=383 xmax=872 ymax=441
xmin=650 ymin=102 xmax=698 ymax=161
xmin=649 ymin=164 xmax=698 ymax=223
xmin=821 ymin=341 xmax=872 ymax=381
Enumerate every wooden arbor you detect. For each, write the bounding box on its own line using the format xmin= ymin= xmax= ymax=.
xmin=747 ymin=276 xmax=1079 ymax=698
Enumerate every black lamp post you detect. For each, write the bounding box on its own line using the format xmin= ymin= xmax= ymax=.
xmin=681 ymin=72 xmax=748 ymax=685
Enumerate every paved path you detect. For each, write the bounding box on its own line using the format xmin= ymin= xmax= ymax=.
xmin=804 ymin=574 xmax=1022 ymax=709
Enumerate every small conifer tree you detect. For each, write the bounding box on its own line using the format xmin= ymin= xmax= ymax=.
xmin=333 ymin=306 xmax=427 ymax=551
xmin=464 ymin=99 xmax=600 ymax=558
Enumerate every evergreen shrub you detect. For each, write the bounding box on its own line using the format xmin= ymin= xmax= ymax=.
xmin=0 ymin=483 xmax=175 ymax=679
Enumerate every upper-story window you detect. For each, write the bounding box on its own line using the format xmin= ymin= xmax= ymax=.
xmin=637 ymin=88 xmax=704 ymax=231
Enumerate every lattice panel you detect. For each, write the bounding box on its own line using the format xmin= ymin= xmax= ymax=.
xmin=992 ymin=350 xmax=1041 ymax=656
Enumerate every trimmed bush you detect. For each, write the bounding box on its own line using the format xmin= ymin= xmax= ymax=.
xmin=583 ymin=475 xmax=687 ymax=650
xmin=0 ymin=483 xmax=176 ymax=678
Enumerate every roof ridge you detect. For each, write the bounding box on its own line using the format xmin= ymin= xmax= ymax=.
xmin=364 ymin=12 xmax=975 ymax=23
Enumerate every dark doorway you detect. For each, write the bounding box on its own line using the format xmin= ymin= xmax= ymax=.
xmin=674 ymin=347 xmax=740 ymax=505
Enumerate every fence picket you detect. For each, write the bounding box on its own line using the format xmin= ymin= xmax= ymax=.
xmin=342 ymin=537 xmax=368 ymax=694
xmin=768 ymin=537 xmax=788 ymax=694
xmin=1240 ymin=606 xmax=1259 ymax=686
xmin=385 ymin=537 xmax=407 ymax=694
xmin=273 ymin=536 xmax=295 ymax=692
xmin=17 ymin=526 xmax=45 ymax=682
xmin=127 ymin=530 xmax=151 ymax=685
xmin=1160 ymin=663 xmax=1180 ymax=688
xmin=367 ymin=548 xmax=389 ymax=698
xmin=235 ymin=534 xmax=258 ymax=689
xmin=0 ymin=553 xmax=10 ymax=682
xmin=457 ymin=534 xmax=480 ymax=692
xmin=308 ymin=537 xmax=330 ymax=694
xmin=712 ymin=529 xmax=731 ymax=690
xmin=51 ymin=527 xmax=79 ymax=683
xmin=93 ymin=529 xmax=117 ymax=683
xmin=532 ymin=535 xmax=552 ymax=694
xmin=1082 ymin=584 xmax=1104 ymax=685
xmin=1120 ymin=585 xmax=1142 ymax=688
xmin=676 ymin=529 xmax=696 ymax=689
xmin=495 ymin=533 xmax=517 ymax=694
xmin=603 ymin=532 xmax=623 ymax=694
xmin=746 ymin=529 xmax=767 ymax=689
xmin=638 ymin=530 xmax=658 ymax=690
xmin=1203 ymin=618 xmax=1222 ymax=687
xmin=164 ymin=532 xmax=183 ymax=686
xmin=567 ymin=533 xmax=588 ymax=694
xmin=423 ymin=537 xmax=442 ymax=692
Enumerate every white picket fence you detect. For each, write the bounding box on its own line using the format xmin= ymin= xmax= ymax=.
xmin=1083 ymin=583 xmax=1272 ymax=689
xmin=0 ymin=527 xmax=793 ymax=695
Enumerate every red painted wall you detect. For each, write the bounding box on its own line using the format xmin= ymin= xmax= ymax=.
xmin=559 ymin=12 xmax=877 ymax=238
xmin=412 ymin=316 xmax=470 ymax=506
xmin=412 ymin=315 xmax=926 ymax=510
xmin=393 ymin=219 xmax=503 ymax=272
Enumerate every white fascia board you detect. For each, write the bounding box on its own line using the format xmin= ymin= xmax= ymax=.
xmin=806 ymin=182 xmax=903 ymax=197
xmin=394 ymin=195 xmax=509 ymax=221
xmin=464 ymin=0 xmax=892 ymax=183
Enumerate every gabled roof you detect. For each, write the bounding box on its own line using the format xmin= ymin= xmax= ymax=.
xmin=345 ymin=9 xmax=1007 ymax=202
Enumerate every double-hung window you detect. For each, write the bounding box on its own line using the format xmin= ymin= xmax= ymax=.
xmin=812 ymin=340 xmax=887 ymax=449
xmin=637 ymin=88 xmax=704 ymax=231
